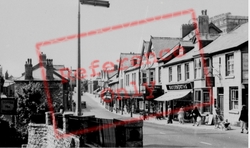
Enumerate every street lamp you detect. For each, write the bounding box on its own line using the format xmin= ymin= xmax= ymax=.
xmin=76 ymin=0 xmax=110 ymax=116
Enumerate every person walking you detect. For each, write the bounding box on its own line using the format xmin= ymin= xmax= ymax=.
xmin=178 ymin=106 xmax=185 ymax=124
xmin=167 ymin=105 xmax=173 ymax=124
xmin=192 ymin=106 xmax=202 ymax=126
xmin=239 ymin=105 xmax=248 ymax=134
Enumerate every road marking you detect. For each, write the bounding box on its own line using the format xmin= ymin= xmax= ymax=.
xmin=159 ymin=132 xmax=166 ymax=134
xmin=200 ymin=141 xmax=212 ymax=145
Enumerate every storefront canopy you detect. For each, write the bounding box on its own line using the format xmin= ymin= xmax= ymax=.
xmin=155 ymin=90 xmax=191 ymax=101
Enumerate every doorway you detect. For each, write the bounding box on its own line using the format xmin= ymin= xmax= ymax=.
xmin=217 ymin=88 xmax=224 ymax=117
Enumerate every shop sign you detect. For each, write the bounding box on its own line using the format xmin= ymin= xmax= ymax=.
xmin=166 ymin=83 xmax=192 ymax=90
xmin=206 ymin=76 xmax=215 ymax=87
xmin=0 ymin=98 xmax=17 ymax=115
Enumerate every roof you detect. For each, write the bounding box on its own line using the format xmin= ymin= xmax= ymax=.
xmin=15 ymin=65 xmax=68 ymax=81
xmin=150 ymin=36 xmax=181 ymax=58
xmin=117 ymin=52 xmax=141 ymax=77
xmin=3 ymin=79 xmax=15 ymax=87
xmin=158 ymin=40 xmax=194 ymax=63
xmin=194 ymin=23 xmax=248 ymax=55
xmin=53 ymin=65 xmax=65 ymax=70
xmin=107 ymin=69 xmax=118 ymax=79
xmin=163 ymin=43 xmax=199 ymax=66
xmin=108 ymin=73 xmax=119 ymax=85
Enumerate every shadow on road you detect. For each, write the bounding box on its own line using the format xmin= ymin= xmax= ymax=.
xmin=144 ymin=144 xmax=198 ymax=147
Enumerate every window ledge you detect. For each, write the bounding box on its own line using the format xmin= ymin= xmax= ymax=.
xmin=194 ymin=78 xmax=205 ymax=81
xmin=229 ymin=110 xmax=239 ymax=115
xmin=225 ymin=75 xmax=235 ymax=79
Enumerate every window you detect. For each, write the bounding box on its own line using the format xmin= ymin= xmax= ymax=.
xmin=204 ymin=58 xmax=210 ymax=67
xmin=185 ymin=63 xmax=189 ymax=80
xmin=126 ymin=74 xmax=129 ymax=86
xmin=149 ymin=69 xmax=155 ymax=82
xmin=229 ymin=87 xmax=238 ymax=110
xmin=158 ymin=67 xmax=161 ymax=83
xmin=194 ymin=90 xmax=201 ymax=106
xmin=177 ymin=65 xmax=181 ymax=81
xmin=194 ymin=58 xmax=203 ymax=79
xmin=226 ymin=53 xmax=234 ymax=76
xmin=142 ymin=72 xmax=147 ymax=84
xmin=169 ymin=67 xmax=172 ymax=82
xmin=218 ymin=57 xmax=222 ymax=79
xmin=242 ymin=53 xmax=248 ymax=81
xmin=132 ymin=73 xmax=136 ymax=84
xmin=120 ymin=79 xmax=123 ymax=88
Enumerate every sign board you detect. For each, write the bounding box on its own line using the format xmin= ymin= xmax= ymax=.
xmin=166 ymin=83 xmax=192 ymax=90
xmin=0 ymin=98 xmax=17 ymax=115
xmin=206 ymin=76 xmax=215 ymax=87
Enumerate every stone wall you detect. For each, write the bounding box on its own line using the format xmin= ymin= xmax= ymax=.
xmin=46 ymin=126 xmax=80 ymax=148
xmin=27 ymin=123 xmax=48 ymax=148
xmin=27 ymin=123 xmax=80 ymax=148
xmin=27 ymin=112 xmax=144 ymax=147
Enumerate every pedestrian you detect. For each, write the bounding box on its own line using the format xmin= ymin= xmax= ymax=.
xmin=167 ymin=105 xmax=173 ymax=124
xmin=239 ymin=105 xmax=248 ymax=134
xmin=59 ymin=104 xmax=64 ymax=114
xmin=178 ymin=106 xmax=185 ymax=124
xmin=192 ymin=106 xmax=202 ymax=126
xmin=213 ymin=106 xmax=219 ymax=128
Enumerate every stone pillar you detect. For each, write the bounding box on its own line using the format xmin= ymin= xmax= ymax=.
xmin=45 ymin=112 xmax=52 ymax=125
xmin=63 ymin=113 xmax=73 ymax=134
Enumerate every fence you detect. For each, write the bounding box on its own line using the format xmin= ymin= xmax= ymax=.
xmin=29 ymin=112 xmax=143 ymax=147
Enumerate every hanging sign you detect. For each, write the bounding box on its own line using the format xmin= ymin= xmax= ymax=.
xmin=0 ymin=98 xmax=17 ymax=115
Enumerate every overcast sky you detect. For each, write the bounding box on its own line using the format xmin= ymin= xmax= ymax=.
xmin=0 ymin=0 xmax=248 ymax=78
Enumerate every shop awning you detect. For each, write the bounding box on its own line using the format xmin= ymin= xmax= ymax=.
xmin=155 ymin=90 xmax=191 ymax=101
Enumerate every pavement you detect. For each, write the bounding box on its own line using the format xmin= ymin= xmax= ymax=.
xmin=83 ymin=93 xmax=244 ymax=134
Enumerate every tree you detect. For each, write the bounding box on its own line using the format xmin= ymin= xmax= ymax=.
xmin=15 ymin=82 xmax=44 ymax=136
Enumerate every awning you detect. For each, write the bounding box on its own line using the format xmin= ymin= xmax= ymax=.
xmin=155 ymin=90 xmax=191 ymax=101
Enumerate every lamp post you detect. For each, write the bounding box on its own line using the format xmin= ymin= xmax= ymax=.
xmin=76 ymin=0 xmax=110 ymax=116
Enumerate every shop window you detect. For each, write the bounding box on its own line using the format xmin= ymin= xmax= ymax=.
xmin=185 ymin=63 xmax=189 ymax=80
xmin=169 ymin=67 xmax=172 ymax=82
xmin=177 ymin=65 xmax=181 ymax=81
xmin=226 ymin=53 xmax=234 ymax=76
xmin=229 ymin=87 xmax=238 ymax=110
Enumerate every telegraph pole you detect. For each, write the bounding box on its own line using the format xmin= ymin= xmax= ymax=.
xmin=76 ymin=0 xmax=110 ymax=116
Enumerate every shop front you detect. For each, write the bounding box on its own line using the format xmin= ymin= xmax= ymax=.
xmin=155 ymin=82 xmax=194 ymax=118
xmin=144 ymin=85 xmax=164 ymax=115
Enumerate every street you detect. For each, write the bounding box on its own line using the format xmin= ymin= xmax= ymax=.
xmin=78 ymin=93 xmax=248 ymax=148
xmin=144 ymin=122 xmax=248 ymax=148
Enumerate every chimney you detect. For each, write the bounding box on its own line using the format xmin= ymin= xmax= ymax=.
xmin=181 ymin=23 xmax=197 ymax=38
xmin=46 ymin=59 xmax=54 ymax=80
xmin=130 ymin=58 xmax=138 ymax=66
xmin=198 ymin=10 xmax=209 ymax=35
xmin=114 ymin=64 xmax=118 ymax=70
xmin=39 ymin=52 xmax=47 ymax=65
xmin=25 ymin=58 xmax=33 ymax=80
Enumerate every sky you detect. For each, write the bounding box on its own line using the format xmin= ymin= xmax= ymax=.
xmin=0 ymin=0 xmax=248 ymax=79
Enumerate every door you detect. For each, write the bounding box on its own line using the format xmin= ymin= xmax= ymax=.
xmin=218 ymin=94 xmax=224 ymax=117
